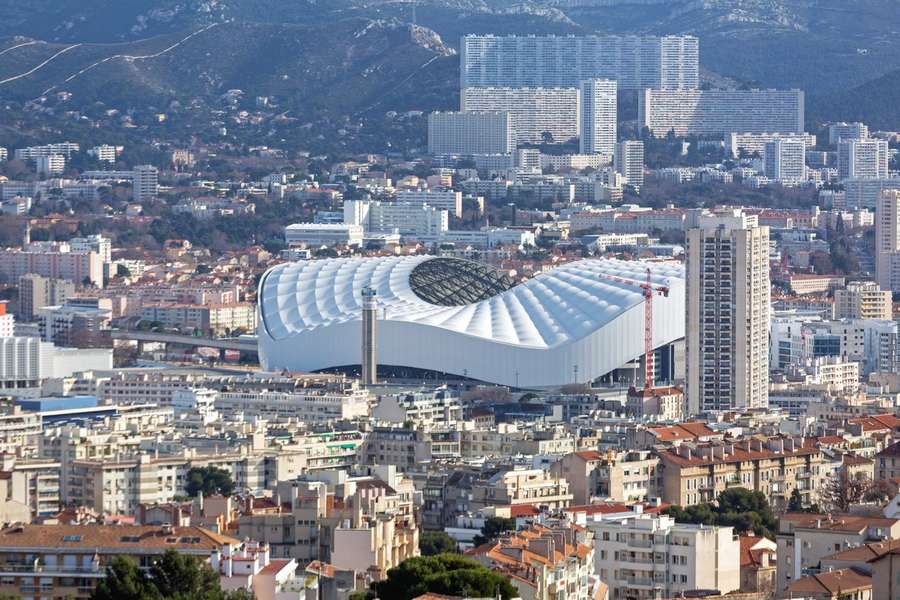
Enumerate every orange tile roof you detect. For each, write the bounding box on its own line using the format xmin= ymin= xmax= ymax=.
xmin=0 ymin=524 xmax=237 ymax=552
xmin=786 ymin=567 xmax=871 ymax=595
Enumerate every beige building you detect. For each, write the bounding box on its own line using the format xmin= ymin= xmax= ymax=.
xmin=686 ymin=209 xmax=770 ymax=414
xmin=468 ymin=522 xmax=602 ymax=600
xmin=140 ymin=302 xmax=257 ymax=335
xmin=587 ymin=513 xmax=740 ymax=600
xmin=0 ymin=524 xmax=238 ymax=599
xmin=787 ymin=274 xmax=845 ymax=295
xmin=776 ymin=513 xmax=900 ymax=592
xmin=833 ymin=281 xmax=893 ymax=320
xmin=17 ymin=274 xmax=74 ymax=320
xmin=552 ymin=450 xmax=658 ymax=505
xmin=657 ymin=437 xmax=825 ymax=510
xmin=869 ymin=546 xmax=900 ymax=600
xmin=876 ymin=441 xmax=900 ymax=480
xmin=625 ymin=386 xmax=685 ymax=421
xmin=471 ymin=468 xmax=572 ymax=511
xmin=876 ymin=189 xmax=900 ymax=293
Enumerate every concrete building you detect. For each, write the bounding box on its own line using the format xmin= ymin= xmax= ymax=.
xmin=833 ymin=281 xmax=893 ymax=320
xmin=625 ymin=385 xmax=685 ymax=421
xmin=838 ymin=139 xmax=889 ymax=180
xmin=726 ymin=132 xmax=816 ymax=158
xmin=876 ymin=189 xmax=900 ymax=292
xmin=35 ymin=154 xmax=65 ymax=176
xmin=14 ymin=142 xmax=79 ymax=160
xmin=37 ymin=300 xmax=111 ymax=346
xmin=579 ymin=79 xmax=617 ymax=156
xmin=427 ymin=111 xmax=514 ymax=155
xmin=0 ymin=524 xmax=239 ymax=600
xmin=396 ymin=189 xmax=463 ymax=218
xmin=139 ymin=302 xmax=256 ymax=335
xmin=284 ymin=223 xmax=364 ymax=248
xmin=214 ymin=388 xmax=370 ymax=423
xmin=843 ymin=177 xmax=900 ymax=210
xmin=132 ymin=164 xmax=159 ymax=202
xmin=343 ymin=199 xmax=448 ymax=237
xmin=461 ymin=87 xmax=580 ymax=146
xmin=460 ymin=34 xmax=699 ymax=90
xmin=552 ymin=449 xmax=658 ymax=504
xmin=469 ymin=522 xmax=602 ymax=600
xmin=763 ymin=138 xmax=807 ymax=185
xmin=685 ymin=209 xmax=770 ymax=414
xmin=87 ymin=144 xmax=121 ymax=163
xmin=587 ymin=513 xmax=740 ymax=600
xmin=471 ymin=468 xmax=572 ymax=511
xmin=639 ymin=89 xmax=805 ymax=137
xmin=657 ymin=437 xmax=825 ymax=510
xmin=0 ymin=246 xmax=103 ymax=288
xmin=776 ymin=513 xmax=900 ymax=592
xmin=614 ymin=140 xmax=645 ymax=189
xmin=17 ymin=274 xmax=73 ymax=320
xmin=828 ymin=122 xmax=869 ymax=145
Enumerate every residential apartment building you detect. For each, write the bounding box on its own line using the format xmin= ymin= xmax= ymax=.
xmin=469 ymin=523 xmax=602 ymax=600
xmin=615 ymin=140 xmax=645 ymax=189
xmin=833 ymin=281 xmax=893 ymax=320
xmin=875 ymin=189 xmax=900 ymax=292
xmin=579 ymin=79 xmax=617 ymax=155
xmin=460 ymin=34 xmax=699 ymax=90
xmin=838 ymin=138 xmax=889 ymax=180
xmin=685 ymin=209 xmax=770 ymax=414
xmin=0 ymin=524 xmax=237 ymax=600
xmin=639 ymin=89 xmax=805 ymax=137
xmin=214 ymin=388 xmax=370 ymax=423
xmin=828 ymin=122 xmax=869 ymax=145
xmin=461 ymin=87 xmax=580 ymax=146
xmin=17 ymin=274 xmax=74 ymax=320
xmin=396 ymin=189 xmax=463 ymax=218
xmin=587 ymin=513 xmax=740 ymax=600
xmin=657 ymin=437 xmax=825 ymax=510
xmin=763 ymin=138 xmax=806 ymax=185
xmin=132 ymin=164 xmax=158 ymax=202
xmin=625 ymin=386 xmax=685 ymax=421
xmin=140 ymin=302 xmax=257 ymax=335
xmin=776 ymin=513 xmax=900 ymax=592
xmin=284 ymin=223 xmax=364 ymax=248
xmin=0 ymin=248 xmax=103 ymax=288
xmin=725 ymin=132 xmax=816 ymax=158
xmin=35 ymin=154 xmax=65 ymax=176
xmin=427 ymin=111 xmax=514 ymax=155
xmin=552 ymin=450 xmax=658 ymax=504
xmin=343 ymin=199 xmax=448 ymax=237
xmin=14 ymin=142 xmax=79 ymax=160
xmin=470 ymin=468 xmax=572 ymax=511
xmin=875 ymin=441 xmax=900 ymax=480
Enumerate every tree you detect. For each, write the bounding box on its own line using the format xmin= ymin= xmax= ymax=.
xmin=663 ymin=489 xmax=778 ymax=539
xmin=472 ymin=516 xmax=516 ymax=547
xmin=184 ymin=466 xmax=235 ymax=498
xmin=419 ymin=531 xmax=458 ymax=556
xmin=821 ymin=470 xmax=869 ymax=513
xmin=372 ymin=555 xmax=517 ymax=600
xmin=788 ymin=488 xmax=805 ymax=512
xmin=92 ymin=550 xmax=254 ymax=600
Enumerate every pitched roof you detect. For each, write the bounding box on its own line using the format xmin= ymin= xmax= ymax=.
xmin=0 ymin=524 xmax=238 ymax=552
xmin=781 ymin=513 xmax=900 ymax=533
xmin=786 ymin=567 xmax=871 ymax=595
xmin=822 ymin=539 xmax=900 ymax=563
xmin=647 ymin=422 xmax=717 ymax=442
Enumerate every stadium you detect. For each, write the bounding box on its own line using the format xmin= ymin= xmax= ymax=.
xmin=257 ymin=255 xmax=685 ymax=388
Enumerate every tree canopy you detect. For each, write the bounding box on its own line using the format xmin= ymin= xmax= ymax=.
xmin=419 ymin=531 xmax=459 ymax=556
xmin=472 ymin=516 xmax=516 ymax=547
xmin=663 ymin=488 xmax=778 ymax=539
xmin=372 ymin=554 xmax=517 ymax=600
xmin=184 ymin=466 xmax=235 ymax=498
xmin=91 ymin=550 xmax=254 ymax=600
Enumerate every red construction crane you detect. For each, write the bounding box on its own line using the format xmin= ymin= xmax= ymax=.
xmin=597 ymin=267 xmax=669 ymax=389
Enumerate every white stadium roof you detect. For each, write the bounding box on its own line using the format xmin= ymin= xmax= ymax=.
xmin=258 ymin=255 xmax=685 ymax=388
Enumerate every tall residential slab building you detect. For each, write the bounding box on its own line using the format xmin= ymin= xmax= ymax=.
xmin=686 ymin=210 xmax=770 ymax=415
xmin=132 ymin=165 xmax=159 ymax=202
xmin=460 ymin=87 xmax=580 ymax=146
xmin=837 ymin=138 xmax=889 ymax=180
xmin=427 ymin=111 xmax=514 ymax=155
xmin=763 ymin=138 xmax=806 ymax=185
xmin=614 ymin=140 xmax=645 ymax=189
xmin=460 ymin=34 xmax=699 ymax=90
xmin=639 ymin=89 xmax=804 ymax=137
xmin=579 ymin=79 xmax=617 ymax=156
xmin=875 ymin=189 xmax=900 ymax=293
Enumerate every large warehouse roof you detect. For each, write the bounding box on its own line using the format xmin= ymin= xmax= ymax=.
xmin=258 ymin=256 xmax=686 ymax=388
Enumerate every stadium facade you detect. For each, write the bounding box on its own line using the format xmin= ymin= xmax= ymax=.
xmin=257 ymin=256 xmax=685 ymax=388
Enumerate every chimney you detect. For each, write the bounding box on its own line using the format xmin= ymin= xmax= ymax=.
xmin=678 ymin=445 xmax=692 ymax=460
